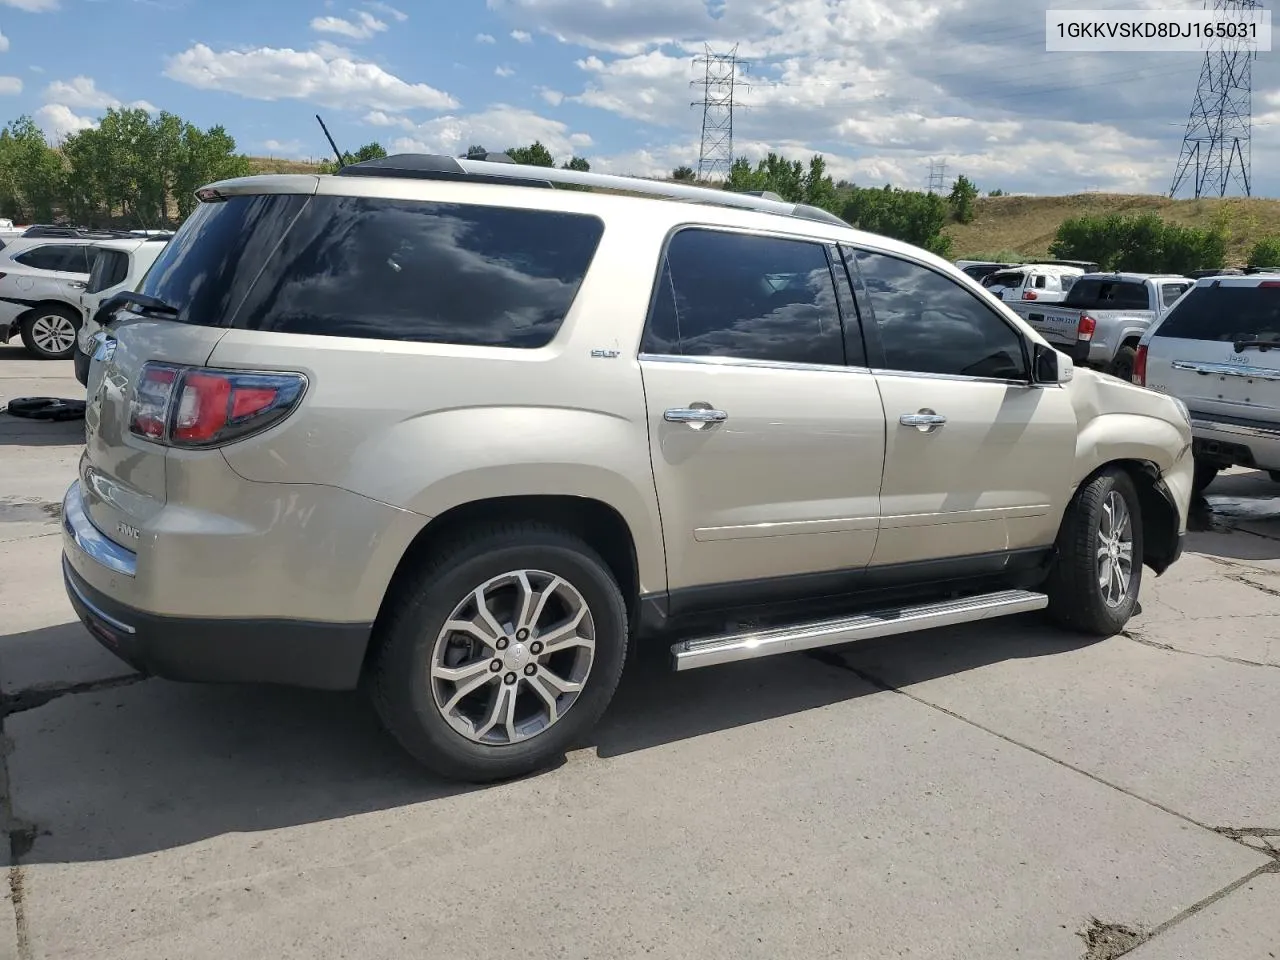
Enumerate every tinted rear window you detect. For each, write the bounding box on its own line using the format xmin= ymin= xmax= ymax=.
xmin=1062 ymin=279 xmax=1148 ymax=310
xmin=1154 ymin=284 xmax=1280 ymax=341
xmin=233 ymin=196 xmax=604 ymax=348
xmin=985 ymin=271 xmax=1025 ymax=287
xmin=86 ymin=249 xmax=129 ymax=294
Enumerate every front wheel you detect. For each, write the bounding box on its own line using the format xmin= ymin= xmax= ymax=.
xmin=1046 ymin=467 xmax=1144 ymax=636
xmin=368 ymin=522 xmax=628 ymax=782
xmin=19 ymin=306 xmax=79 ymax=360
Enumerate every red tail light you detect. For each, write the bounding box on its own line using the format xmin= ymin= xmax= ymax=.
xmin=1077 ymin=314 xmax=1097 ymax=341
xmin=1023 ymin=290 xmax=1038 ymax=300
xmin=128 ymin=363 xmax=307 ymax=448
xmin=1133 ymin=344 xmax=1148 ymax=386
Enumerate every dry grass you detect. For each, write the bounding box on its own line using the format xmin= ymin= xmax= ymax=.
xmin=947 ymin=193 xmax=1280 ymax=265
xmin=246 ymin=157 xmax=325 ymax=175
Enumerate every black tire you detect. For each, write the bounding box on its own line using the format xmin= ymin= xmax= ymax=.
xmin=1046 ymin=467 xmax=1144 ymax=636
xmin=19 ymin=305 xmax=80 ymax=360
xmin=1109 ymin=345 xmax=1137 ymax=383
xmin=368 ymin=522 xmax=628 ymax=783
xmin=1268 ymin=471 xmax=1280 ymax=485
xmin=1192 ymin=458 xmax=1221 ymax=495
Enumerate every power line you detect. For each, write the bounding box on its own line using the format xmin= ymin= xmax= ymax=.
xmin=1170 ymin=0 xmax=1261 ymax=198
xmin=691 ymin=44 xmax=748 ymax=181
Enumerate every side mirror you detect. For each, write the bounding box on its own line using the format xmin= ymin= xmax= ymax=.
xmin=1032 ymin=342 xmax=1073 ymax=384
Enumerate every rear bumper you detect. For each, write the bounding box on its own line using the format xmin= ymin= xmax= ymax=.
xmin=61 ymin=482 xmax=373 ymax=691
xmin=1191 ymin=414 xmax=1280 ymax=472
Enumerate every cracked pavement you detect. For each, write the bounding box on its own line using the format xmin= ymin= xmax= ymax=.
xmin=3 ymin=347 xmax=1280 ymax=959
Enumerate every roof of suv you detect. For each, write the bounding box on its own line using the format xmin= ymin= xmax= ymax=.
xmin=1076 ymin=272 xmax=1191 ymax=283
xmin=90 ymin=236 xmax=170 ymax=253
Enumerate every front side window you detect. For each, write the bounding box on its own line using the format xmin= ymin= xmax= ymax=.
xmin=14 ymin=244 xmax=89 ymax=274
xmin=643 ymin=228 xmax=844 ymax=366
xmin=852 ymin=249 xmax=1028 ymax=380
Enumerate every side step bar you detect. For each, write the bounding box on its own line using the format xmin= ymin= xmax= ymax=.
xmin=670 ymin=589 xmax=1049 ymax=671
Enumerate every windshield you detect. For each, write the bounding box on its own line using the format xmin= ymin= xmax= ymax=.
xmin=1062 ymin=279 xmax=1149 ymax=311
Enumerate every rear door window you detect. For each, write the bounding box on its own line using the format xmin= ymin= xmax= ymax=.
xmin=1154 ymin=284 xmax=1280 ymax=342
xmin=13 ymin=244 xmax=90 ymax=274
xmin=1062 ymin=279 xmax=1149 ymax=310
xmin=1161 ymin=282 xmax=1191 ymax=308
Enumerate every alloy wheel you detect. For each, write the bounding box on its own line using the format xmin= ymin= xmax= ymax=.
xmin=30 ymin=314 xmax=76 ymax=355
xmin=1096 ymin=490 xmax=1134 ymax=607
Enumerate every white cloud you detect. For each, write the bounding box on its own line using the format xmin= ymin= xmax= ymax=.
xmin=365 ymin=1 xmax=407 ymax=21
xmin=311 ymin=11 xmax=387 ymax=41
xmin=476 ymin=33 xmax=496 ymax=44
xmin=0 ymin=0 xmax=59 ymax=11
xmin=0 ymin=30 xmax=9 ymax=53
xmin=510 ymin=30 xmax=532 ymax=43
xmin=380 ymin=104 xmax=591 ymax=163
xmin=262 ymin=138 xmax=307 ymax=157
xmin=164 ymin=43 xmax=459 ymax=112
xmin=313 ymin=40 xmax=355 ymax=59
xmin=495 ymin=65 xmax=515 ymax=78
xmin=539 ymin=87 xmax=564 ymax=106
xmin=0 ymin=76 xmax=21 ymax=95
xmin=36 ymin=103 xmax=95 ymax=140
xmin=41 ymin=76 xmax=157 ymax=116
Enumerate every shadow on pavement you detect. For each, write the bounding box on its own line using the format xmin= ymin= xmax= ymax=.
xmin=3 ymin=613 xmax=1100 ymax=866
xmin=1187 ymin=470 xmax=1280 ymax=562
xmin=0 ymin=413 xmax=85 ymax=448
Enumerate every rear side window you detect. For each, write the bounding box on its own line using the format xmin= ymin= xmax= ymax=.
xmin=86 ymin=250 xmax=129 ymax=294
xmin=1161 ymin=282 xmax=1191 ymax=308
xmin=234 ymin=196 xmax=604 ymax=348
xmin=13 ymin=244 xmax=90 ymax=273
xmin=985 ymin=271 xmax=1025 ymax=288
xmin=1154 ymin=284 xmax=1280 ymax=341
xmin=642 ymin=228 xmax=845 ymax=366
xmin=1062 ymin=279 xmax=1148 ymax=310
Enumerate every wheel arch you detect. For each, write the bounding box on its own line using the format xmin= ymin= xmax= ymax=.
xmin=17 ymin=298 xmax=81 ymax=324
xmin=1076 ymin=458 xmax=1182 ymax=575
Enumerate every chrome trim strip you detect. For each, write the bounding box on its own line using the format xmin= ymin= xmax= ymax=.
xmin=1191 ymin=418 xmax=1280 ymax=441
xmin=62 ymin=481 xmax=137 ymax=578
xmin=671 ymin=589 xmax=1049 ymax=671
xmin=638 ymin=353 xmax=872 ymax=375
xmin=694 ymin=516 xmax=879 ymax=542
xmin=1172 ymin=360 xmax=1280 ymax=382
xmin=62 ymin=557 xmax=137 ymax=636
xmin=871 ymin=368 xmax=1034 ymax=387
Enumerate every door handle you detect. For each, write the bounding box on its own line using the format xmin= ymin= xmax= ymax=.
xmin=665 ymin=406 xmax=728 ymax=427
xmin=68 ymin=281 xmax=86 ymax=290
xmin=900 ymin=411 xmax=947 ymax=433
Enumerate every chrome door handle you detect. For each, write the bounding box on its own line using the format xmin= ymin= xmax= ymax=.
xmin=665 ymin=406 xmax=728 ymax=426
xmin=900 ymin=411 xmax=947 ymax=433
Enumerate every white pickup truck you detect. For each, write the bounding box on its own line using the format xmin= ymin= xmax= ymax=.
xmin=1007 ymin=273 xmax=1193 ymax=382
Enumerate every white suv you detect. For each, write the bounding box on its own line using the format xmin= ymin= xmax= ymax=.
xmin=1136 ymin=274 xmax=1280 ymax=492
xmin=0 ymin=238 xmax=95 ymax=359
xmin=73 ymin=236 xmax=170 ymax=385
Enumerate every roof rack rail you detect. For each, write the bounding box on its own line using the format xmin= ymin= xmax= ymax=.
xmin=20 ymin=224 xmax=144 ymax=240
xmin=336 ymin=153 xmax=849 ymax=228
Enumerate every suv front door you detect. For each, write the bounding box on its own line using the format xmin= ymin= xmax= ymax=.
xmin=843 ymin=245 xmax=1078 ymax=570
xmin=639 ymin=227 xmax=886 ymax=613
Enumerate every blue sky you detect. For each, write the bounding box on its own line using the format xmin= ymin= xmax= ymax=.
xmin=1 ymin=0 xmax=1277 ymax=197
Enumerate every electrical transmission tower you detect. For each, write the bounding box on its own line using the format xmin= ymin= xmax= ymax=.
xmin=1169 ymin=0 xmax=1261 ymax=198
xmin=691 ymin=45 xmax=747 ymax=181
xmin=926 ymin=159 xmax=948 ymax=194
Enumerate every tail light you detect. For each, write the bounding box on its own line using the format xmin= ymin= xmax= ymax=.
xmin=1133 ymin=344 xmax=1148 ymax=386
xmin=1077 ymin=314 xmax=1097 ymax=341
xmin=128 ymin=363 xmax=307 ymax=448
xmin=1022 ymin=290 xmax=1038 ymax=300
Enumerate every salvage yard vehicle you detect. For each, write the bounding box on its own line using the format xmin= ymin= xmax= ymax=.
xmin=982 ymin=264 xmax=1083 ymax=304
xmin=1010 ymin=272 xmax=1193 ymax=382
xmin=73 ymin=235 xmax=171 ymax=386
xmin=64 ymin=156 xmax=1194 ymax=782
xmin=1135 ymin=274 xmax=1280 ymax=493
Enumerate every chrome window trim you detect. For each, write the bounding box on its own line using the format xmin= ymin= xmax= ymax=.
xmin=870 ymin=367 xmax=1044 ymax=388
xmin=638 ymin=352 xmax=872 ymax=375
xmin=1172 ymin=360 xmax=1280 ymax=382
xmin=62 ymin=558 xmax=137 ymax=636
xmin=62 ymin=480 xmax=138 ymax=578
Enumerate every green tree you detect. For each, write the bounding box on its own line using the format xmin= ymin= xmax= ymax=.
xmin=987 ymin=188 xmax=1006 ymax=197
xmin=842 ymin=184 xmax=953 ymax=257
xmin=561 ymin=156 xmax=589 ymax=172
xmin=801 ymin=155 xmax=839 ymax=213
xmin=671 ymin=165 xmax=695 ymax=182
xmin=1249 ymin=237 xmax=1280 ymax=269
xmin=351 ymin=141 xmax=387 ymax=162
xmin=1049 ymin=213 xmax=1226 ymax=273
xmin=506 ymin=141 xmax=555 ymax=166
xmin=464 ymin=144 xmax=489 ymax=159
xmin=0 ymin=116 xmax=65 ymax=222
xmin=948 ymin=174 xmax=978 ymax=224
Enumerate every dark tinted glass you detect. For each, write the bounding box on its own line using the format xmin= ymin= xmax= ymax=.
xmin=234 ymin=196 xmax=603 ymax=348
xmin=854 ymin=249 xmax=1027 ymax=380
xmin=15 ymin=244 xmax=87 ymax=273
xmin=86 ymin=250 xmax=129 ymax=294
xmin=646 ymin=229 xmax=844 ymax=366
xmin=1161 ymin=282 xmax=1191 ymax=308
xmin=1154 ymin=284 xmax=1280 ymax=341
xmin=1062 ymin=279 xmax=1148 ymax=310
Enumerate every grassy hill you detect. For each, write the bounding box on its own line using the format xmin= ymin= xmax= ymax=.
xmin=247 ymin=157 xmax=325 ymax=175
xmin=947 ymin=193 xmax=1280 ymax=265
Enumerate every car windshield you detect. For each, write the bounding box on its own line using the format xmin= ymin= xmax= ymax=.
xmin=1062 ymin=279 xmax=1149 ymax=310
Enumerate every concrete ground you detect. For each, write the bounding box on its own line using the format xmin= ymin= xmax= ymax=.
xmin=1 ymin=343 xmax=1277 ymax=960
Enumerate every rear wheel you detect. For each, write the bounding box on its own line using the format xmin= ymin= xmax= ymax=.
xmin=19 ymin=306 xmax=79 ymax=360
xmin=1109 ymin=345 xmax=1138 ymax=383
xmin=1046 ymin=467 xmax=1143 ymax=636
xmin=1192 ymin=458 xmax=1221 ymax=495
xmin=368 ymin=522 xmax=628 ymax=782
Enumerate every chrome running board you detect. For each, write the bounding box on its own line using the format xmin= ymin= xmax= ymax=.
xmin=670 ymin=589 xmax=1049 ymax=671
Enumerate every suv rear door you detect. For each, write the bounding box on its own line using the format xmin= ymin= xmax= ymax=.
xmin=639 ymin=227 xmax=886 ymax=612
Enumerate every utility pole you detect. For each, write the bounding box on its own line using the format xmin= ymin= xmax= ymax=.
xmin=1170 ymin=0 xmax=1260 ymax=198
xmin=691 ymin=44 xmax=747 ymax=181
xmin=927 ymin=159 xmax=948 ymax=194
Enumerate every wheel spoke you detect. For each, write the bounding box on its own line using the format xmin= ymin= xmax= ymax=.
xmin=443 ymin=619 xmax=499 ymax=650
xmin=535 ymin=666 xmax=583 ymax=697
xmin=526 ymin=673 xmax=561 ymax=725
xmin=443 ymin=671 xmax=497 ymax=715
xmin=472 ymin=587 xmax=507 ymax=641
xmin=537 ymin=608 xmax=592 ymax=656
xmin=513 ymin=571 xmax=537 ymax=635
xmin=1111 ymin=563 xmax=1127 ymax=602
xmin=475 ymin=682 xmax=519 ymax=742
xmin=520 ymin=575 xmax=565 ymax=633
xmin=1099 ymin=556 xmax=1113 ymax=592
xmin=1117 ymin=541 xmax=1133 ymax=564
xmin=431 ymin=657 xmax=494 ymax=684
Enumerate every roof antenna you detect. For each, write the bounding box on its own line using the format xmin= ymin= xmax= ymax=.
xmin=315 ymin=113 xmax=345 ymax=169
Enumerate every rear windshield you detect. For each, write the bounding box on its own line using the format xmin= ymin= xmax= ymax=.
xmin=139 ymin=193 xmax=605 ymax=349
xmin=985 ymin=271 xmax=1025 ymax=287
xmin=86 ymin=249 xmax=129 ymax=294
xmin=1154 ymin=284 xmax=1280 ymax=341
xmin=1062 ymin=279 xmax=1148 ymax=310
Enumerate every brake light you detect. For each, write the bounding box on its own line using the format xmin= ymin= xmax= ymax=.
xmin=1077 ymin=315 xmax=1097 ymax=341
xmin=128 ymin=363 xmax=306 ymax=447
xmin=1260 ymin=281 xmax=1280 ymax=289
xmin=1023 ymin=290 xmax=1038 ymax=300
xmin=1134 ymin=344 xmax=1148 ymax=386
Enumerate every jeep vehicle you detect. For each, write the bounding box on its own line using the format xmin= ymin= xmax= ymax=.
xmin=64 ymin=156 xmax=1194 ymax=783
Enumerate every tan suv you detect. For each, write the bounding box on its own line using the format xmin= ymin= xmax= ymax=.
xmin=63 ymin=155 xmax=1195 ymax=782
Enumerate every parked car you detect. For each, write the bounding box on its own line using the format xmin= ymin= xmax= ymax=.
xmin=955 ymin=260 xmax=1016 ymax=283
xmin=0 ymin=237 xmax=96 ymax=359
xmin=1009 ymin=273 xmax=1194 ymax=382
xmin=64 ymin=155 xmax=1194 ymax=782
xmin=73 ymin=236 xmax=171 ymax=385
xmin=982 ymin=264 xmax=1084 ymax=304
xmin=1135 ymin=275 xmax=1280 ymax=493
